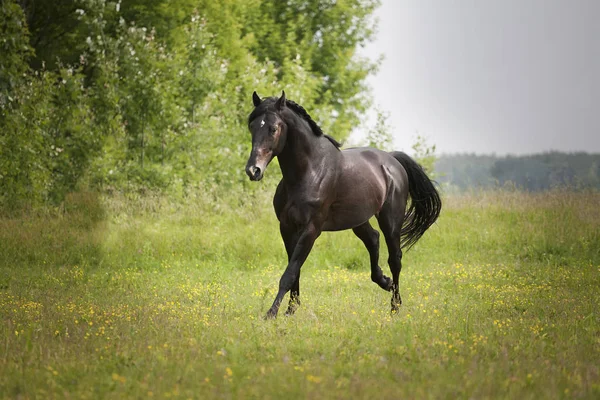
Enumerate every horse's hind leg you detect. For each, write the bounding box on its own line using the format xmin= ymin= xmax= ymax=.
xmin=377 ymin=210 xmax=404 ymax=313
xmin=285 ymin=274 xmax=300 ymax=316
xmin=352 ymin=221 xmax=393 ymax=291
xmin=386 ymin=236 xmax=403 ymax=313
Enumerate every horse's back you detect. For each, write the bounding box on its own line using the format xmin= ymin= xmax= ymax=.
xmin=340 ymin=147 xmax=408 ymax=187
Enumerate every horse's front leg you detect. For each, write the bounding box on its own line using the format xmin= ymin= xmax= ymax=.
xmin=266 ymin=223 xmax=321 ymax=319
xmin=280 ymin=225 xmax=301 ymax=315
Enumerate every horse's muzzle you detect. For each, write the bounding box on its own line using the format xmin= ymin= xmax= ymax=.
xmin=246 ymin=165 xmax=263 ymax=181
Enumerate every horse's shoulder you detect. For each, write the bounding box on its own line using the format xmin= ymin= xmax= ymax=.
xmin=273 ymin=179 xmax=287 ymax=219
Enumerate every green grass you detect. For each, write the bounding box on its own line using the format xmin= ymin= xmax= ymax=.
xmin=1 ymin=190 xmax=599 ymax=399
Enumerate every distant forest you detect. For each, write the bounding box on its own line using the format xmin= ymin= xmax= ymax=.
xmin=435 ymin=152 xmax=600 ymax=191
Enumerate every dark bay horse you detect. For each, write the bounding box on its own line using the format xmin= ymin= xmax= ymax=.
xmin=246 ymin=91 xmax=441 ymax=319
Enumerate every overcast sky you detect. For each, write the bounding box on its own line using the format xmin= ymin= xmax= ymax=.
xmin=357 ymin=0 xmax=600 ymax=155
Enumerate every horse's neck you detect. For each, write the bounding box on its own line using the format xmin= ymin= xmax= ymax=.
xmin=277 ymin=123 xmax=335 ymax=185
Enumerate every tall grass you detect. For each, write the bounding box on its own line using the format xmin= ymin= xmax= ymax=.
xmin=1 ymin=190 xmax=598 ymax=398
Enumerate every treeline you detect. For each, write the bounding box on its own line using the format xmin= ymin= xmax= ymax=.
xmin=436 ymin=152 xmax=600 ymax=191
xmin=0 ymin=0 xmax=379 ymax=208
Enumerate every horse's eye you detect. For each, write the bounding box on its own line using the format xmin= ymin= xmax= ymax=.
xmin=269 ymin=125 xmax=278 ymax=135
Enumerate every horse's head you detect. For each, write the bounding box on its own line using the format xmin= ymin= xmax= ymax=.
xmin=245 ymin=91 xmax=288 ymax=181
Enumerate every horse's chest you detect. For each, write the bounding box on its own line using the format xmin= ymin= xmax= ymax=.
xmin=279 ymin=199 xmax=320 ymax=227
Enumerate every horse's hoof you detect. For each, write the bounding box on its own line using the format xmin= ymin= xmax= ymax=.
xmin=390 ymin=297 xmax=402 ymax=314
xmin=264 ymin=310 xmax=278 ymax=320
xmin=284 ymin=303 xmax=299 ymax=316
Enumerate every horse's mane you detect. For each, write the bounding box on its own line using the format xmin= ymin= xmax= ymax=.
xmin=285 ymin=100 xmax=342 ymax=149
xmin=248 ymin=97 xmax=342 ymax=149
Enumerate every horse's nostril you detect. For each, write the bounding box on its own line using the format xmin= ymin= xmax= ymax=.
xmin=246 ymin=165 xmax=262 ymax=180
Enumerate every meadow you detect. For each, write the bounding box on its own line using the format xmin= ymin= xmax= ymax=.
xmin=1 ymin=189 xmax=599 ymax=399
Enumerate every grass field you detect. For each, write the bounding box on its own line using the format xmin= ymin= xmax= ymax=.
xmin=1 ymin=190 xmax=599 ymax=399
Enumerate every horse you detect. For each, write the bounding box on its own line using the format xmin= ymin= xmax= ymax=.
xmin=245 ymin=91 xmax=441 ymax=319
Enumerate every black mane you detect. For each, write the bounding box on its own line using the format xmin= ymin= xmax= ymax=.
xmin=284 ymin=100 xmax=324 ymax=136
xmin=285 ymin=100 xmax=342 ymax=149
xmin=248 ymin=97 xmax=341 ymax=149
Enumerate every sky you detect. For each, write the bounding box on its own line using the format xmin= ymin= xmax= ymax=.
xmin=357 ymin=0 xmax=600 ymax=155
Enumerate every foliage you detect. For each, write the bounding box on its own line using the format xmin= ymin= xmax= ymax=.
xmin=411 ymin=134 xmax=437 ymax=178
xmin=365 ymin=107 xmax=393 ymax=151
xmin=1 ymin=0 xmax=380 ymax=208
xmin=0 ymin=191 xmax=598 ymax=398
xmin=16 ymin=0 xmax=83 ymax=70
xmin=0 ymin=2 xmax=101 ymax=207
xmin=247 ymin=0 xmax=380 ymax=135
xmin=0 ymin=0 xmax=32 ymax=109
xmin=0 ymin=69 xmax=53 ymax=208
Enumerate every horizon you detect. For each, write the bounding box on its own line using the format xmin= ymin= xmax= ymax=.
xmin=436 ymin=149 xmax=600 ymax=157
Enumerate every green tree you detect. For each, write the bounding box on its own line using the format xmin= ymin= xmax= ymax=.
xmin=2 ymin=0 xmax=383 ymax=204
xmin=45 ymin=67 xmax=99 ymax=202
xmin=411 ymin=134 xmax=437 ymax=179
xmin=365 ymin=108 xmax=393 ymax=151
xmin=247 ymin=0 xmax=380 ymax=140
xmin=15 ymin=0 xmax=81 ymax=70
xmin=0 ymin=1 xmax=47 ymax=208
xmin=0 ymin=0 xmax=33 ymax=111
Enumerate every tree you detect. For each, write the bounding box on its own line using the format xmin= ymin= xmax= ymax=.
xmin=0 ymin=0 xmax=32 ymax=111
xmin=365 ymin=108 xmax=393 ymax=151
xmin=411 ymin=134 xmax=437 ymax=179
xmin=247 ymin=0 xmax=380 ymax=140
xmin=2 ymin=0 xmax=384 ymax=206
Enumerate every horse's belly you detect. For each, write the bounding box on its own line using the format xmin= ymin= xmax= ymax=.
xmin=321 ymin=201 xmax=379 ymax=231
xmin=322 ymin=218 xmax=366 ymax=232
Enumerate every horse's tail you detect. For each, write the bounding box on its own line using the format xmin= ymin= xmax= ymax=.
xmin=390 ymin=151 xmax=442 ymax=250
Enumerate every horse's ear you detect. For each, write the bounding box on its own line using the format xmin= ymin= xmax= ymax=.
xmin=252 ymin=91 xmax=261 ymax=107
xmin=275 ymin=90 xmax=286 ymax=111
